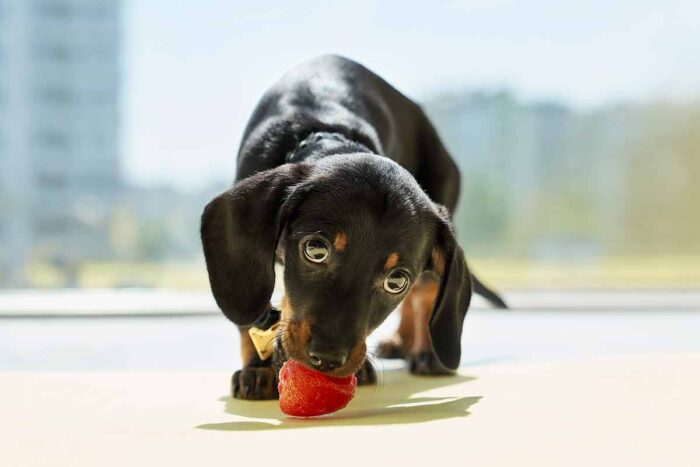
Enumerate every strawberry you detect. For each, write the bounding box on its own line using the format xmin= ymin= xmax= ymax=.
xmin=278 ymin=359 xmax=357 ymax=417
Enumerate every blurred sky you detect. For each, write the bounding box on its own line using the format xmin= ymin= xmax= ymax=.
xmin=123 ymin=0 xmax=700 ymax=189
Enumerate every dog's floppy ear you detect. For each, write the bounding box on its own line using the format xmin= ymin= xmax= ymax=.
xmin=426 ymin=206 xmax=473 ymax=371
xmin=200 ymin=164 xmax=309 ymax=326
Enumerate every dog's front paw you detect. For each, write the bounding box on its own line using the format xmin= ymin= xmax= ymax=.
xmin=231 ymin=366 xmax=279 ymax=400
xmin=376 ymin=338 xmax=407 ymax=360
xmin=355 ymin=359 xmax=377 ymax=385
xmin=408 ymin=350 xmax=453 ymax=376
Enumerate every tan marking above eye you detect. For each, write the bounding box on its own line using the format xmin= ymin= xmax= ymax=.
xmin=334 ymin=232 xmax=348 ymax=252
xmin=384 ymin=252 xmax=400 ymax=270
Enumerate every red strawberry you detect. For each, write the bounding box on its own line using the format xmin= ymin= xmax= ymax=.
xmin=278 ymin=359 xmax=357 ymax=417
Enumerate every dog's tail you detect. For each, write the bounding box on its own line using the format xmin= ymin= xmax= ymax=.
xmin=471 ymin=273 xmax=508 ymax=309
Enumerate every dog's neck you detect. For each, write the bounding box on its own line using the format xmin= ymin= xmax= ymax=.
xmin=285 ymin=131 xmax=374 ymax=164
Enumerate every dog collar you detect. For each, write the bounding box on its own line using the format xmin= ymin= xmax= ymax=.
xmin=248 ymin=323 xmax=280 ymax=361
xmin=247 ymin=307 xmax=281 ymax=361
xmin=285 ymin=131 xmax=360 ymax=163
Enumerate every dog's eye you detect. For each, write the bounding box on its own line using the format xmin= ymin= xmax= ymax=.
xmin=383 ymin=269 xmax=410 ymax=294
xmin=303 ymin=238 xmax=330 ymax=263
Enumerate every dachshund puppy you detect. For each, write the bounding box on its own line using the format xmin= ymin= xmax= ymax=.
xmin=201 ymin=55 xmax=506 ymax=400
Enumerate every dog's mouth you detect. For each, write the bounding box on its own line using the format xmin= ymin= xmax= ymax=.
xmin=279 ymin=319 xmax=366 ymax=378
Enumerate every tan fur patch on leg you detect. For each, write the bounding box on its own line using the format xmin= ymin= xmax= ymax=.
xmin=411 ymin=279 xmax=439 ymax=353
xmin=431 ymin=247 xmax=446 ymax=276
xmin=396 ymin=285 xmax=417 ymax=349
xmin=376 ymin=283 xmax=419 ymax=358
xmin=238 ymin=326 xmax=257 ymax=366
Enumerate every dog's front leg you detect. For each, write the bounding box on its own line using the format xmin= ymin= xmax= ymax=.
xmin=404 ymin=279 xmax=452 ymax=375
xmin=231 ymin=326 xmax=280 ymax=400
xmin=378 ymin=279 xmax=452 ymax=375
xmin=355 ymin=357 xmax=377 ymax=385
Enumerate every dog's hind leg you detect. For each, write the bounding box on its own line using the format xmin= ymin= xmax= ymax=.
xmin=404 ymin=278 xmax=452 ymax=375
xmin=376 ymin=288 xmax=416 ymax=360
xmin=377 ymin=278 xmax=451 ymax=375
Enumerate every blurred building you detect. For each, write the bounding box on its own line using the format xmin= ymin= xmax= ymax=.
xmin=423 ymin=91 xmax=623 ymax=258
xmin=111 ymin=184 xmax=221 ymax=263
xmin=0 ymin=0 xmax=121 ymax=285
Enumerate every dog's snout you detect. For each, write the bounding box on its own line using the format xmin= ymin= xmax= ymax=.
xmin=306 ymin=346 xmax=348 ymax=372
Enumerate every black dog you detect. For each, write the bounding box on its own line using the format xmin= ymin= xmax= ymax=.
xmin=201 ymin=55 xmax=506 ymax=400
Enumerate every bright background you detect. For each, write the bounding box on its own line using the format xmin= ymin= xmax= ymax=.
xmin=1 ymin=0 xmax=699 ymax=290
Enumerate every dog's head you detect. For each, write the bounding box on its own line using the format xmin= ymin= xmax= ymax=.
xmin=201 ymin=154 xmax=472 ymax=376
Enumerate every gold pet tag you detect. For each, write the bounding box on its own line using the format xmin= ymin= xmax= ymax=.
xmin=248 ymin=322 xmax=280 ymax=360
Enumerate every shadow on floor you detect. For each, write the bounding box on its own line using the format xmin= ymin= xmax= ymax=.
xmin=197 ymin=370 xmax=480 ymax=431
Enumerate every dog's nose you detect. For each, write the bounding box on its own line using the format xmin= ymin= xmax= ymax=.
xmin=306 ymin=348 xmax=348 ymax=372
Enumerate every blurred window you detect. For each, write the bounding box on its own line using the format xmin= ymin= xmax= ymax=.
xmin=0 ymin=1 xmax=698 ymax=291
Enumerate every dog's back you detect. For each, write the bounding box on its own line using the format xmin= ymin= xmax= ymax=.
xmin=237 ymin=55 xmax=444 ymax=189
